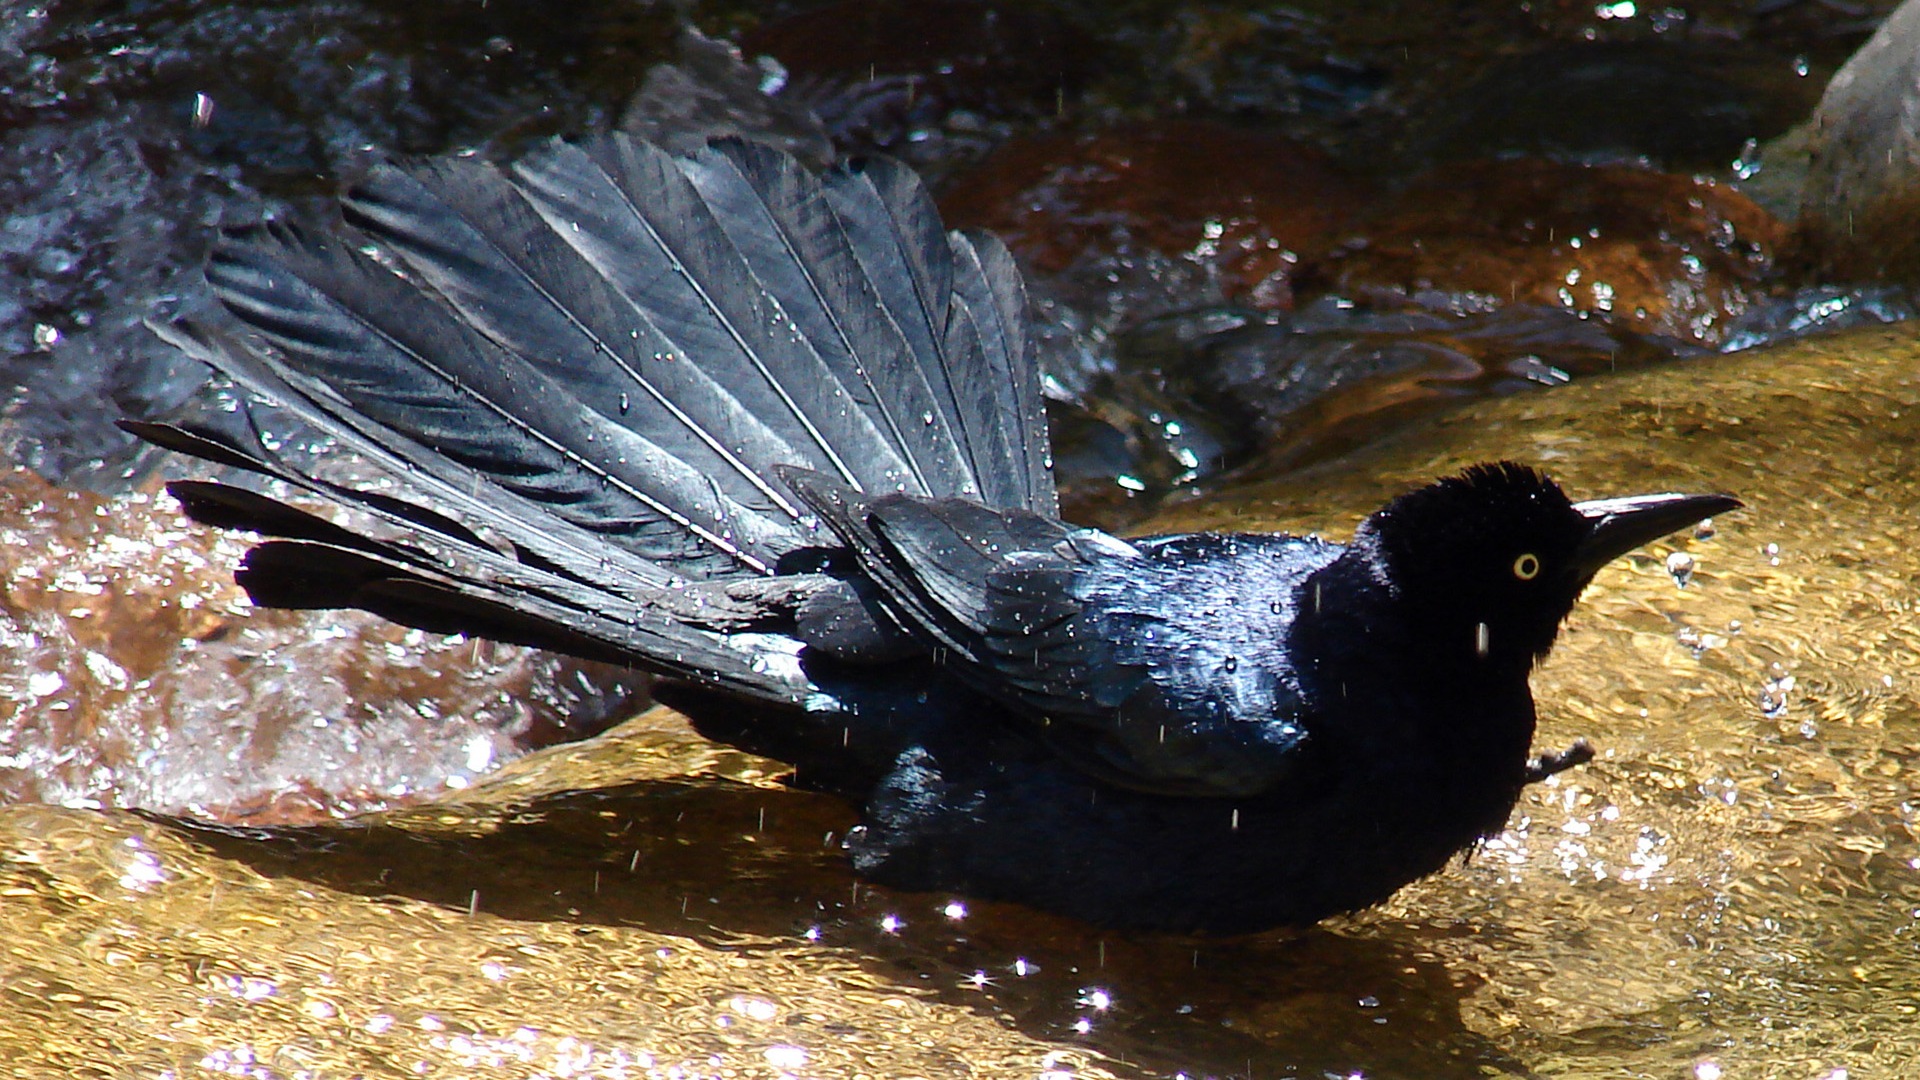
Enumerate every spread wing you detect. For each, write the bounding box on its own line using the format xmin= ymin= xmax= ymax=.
xmin=785 ymin=469 xmax=1325 ymax=797
xmin=129 ymin=133 xmax=1054 ymax=705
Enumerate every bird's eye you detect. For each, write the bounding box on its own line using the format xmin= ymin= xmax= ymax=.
xmin=1512 ymin=553 xmax=1541 ymax=580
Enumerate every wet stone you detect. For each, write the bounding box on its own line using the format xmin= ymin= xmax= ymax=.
xmin=1318 ymin=158 xmax=1786 ymax=346
xmin=1792 ymin=0 xmax=1920 ymax=281
xmin=940 ymin=119 xmax=1368 ymax=315
xmin=1097 ymin=296 xmax=1695 ymax=483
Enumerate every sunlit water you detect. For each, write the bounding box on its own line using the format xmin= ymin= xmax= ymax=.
xmin=2 ymin=325 xmax=1917 ymax=1078
xmin=3 ymin=0 xmax=1917 ymax=1075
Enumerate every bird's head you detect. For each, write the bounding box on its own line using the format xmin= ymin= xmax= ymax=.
xmin=1352 ymin=462 xmax=1740 ymax=672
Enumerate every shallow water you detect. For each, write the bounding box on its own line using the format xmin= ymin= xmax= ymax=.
xmin=0 ymin=468 xmax=645 ymax=821
xmin=1150 ymin=320 xmax=1920 ymax=1078
xmin=5 ymin=1 xmax=1919 ymax=1076
xmin=4 ymin=323 xmax=1917 ymax=1077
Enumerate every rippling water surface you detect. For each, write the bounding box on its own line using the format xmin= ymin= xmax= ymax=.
xmin=5 ymin=326 xmax=1919 ymax=1078
xmin=4 ymin=1 xmax=1918 ymax=1076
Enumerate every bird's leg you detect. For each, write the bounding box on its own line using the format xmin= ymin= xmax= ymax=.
xmin=1523 ymin=738 xmax=1595 ymax=783
xmin=1461 ymin=738 xmax=1597 ymax=866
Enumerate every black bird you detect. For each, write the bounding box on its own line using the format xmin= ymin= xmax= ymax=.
xmin=126 ymin=134 xmax=1738 ymax=933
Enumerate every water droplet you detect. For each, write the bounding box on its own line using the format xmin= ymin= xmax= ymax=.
xmin=1666 ymin=550 xmax=1696 ymax=587
xmin=1760 ymin=670 xmax=1796 ymax=719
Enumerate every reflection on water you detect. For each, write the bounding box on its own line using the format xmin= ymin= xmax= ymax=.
xmin=0 ymin=803 xmax=1098 ymax=1079
xmin=3 ymin=324 xmax=1919 ymax=1076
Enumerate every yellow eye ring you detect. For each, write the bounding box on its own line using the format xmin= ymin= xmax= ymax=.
xmin=1512 ymin=553 xmax=1541 ymax=580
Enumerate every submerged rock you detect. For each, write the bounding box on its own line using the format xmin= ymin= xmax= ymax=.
xmin=1108 ymin=297 xmax=1694 ymax=482
xmin=940 ymin=119 xmax=1367 ymax=313
xmin=1318 ymin=158 xmax=1785 ymax=346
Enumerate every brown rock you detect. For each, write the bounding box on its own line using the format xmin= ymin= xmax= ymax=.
xmin=1320 ymin=159 xmax=1784 ymax=345
xmin=1794 ymin=0 xmax=1920 ymax=280
xmin=940 ymin=120 xmax=1367 ymax=308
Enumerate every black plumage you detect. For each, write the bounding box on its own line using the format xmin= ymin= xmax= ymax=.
xmin=126 ymin=134 xmax=1738 ymax=933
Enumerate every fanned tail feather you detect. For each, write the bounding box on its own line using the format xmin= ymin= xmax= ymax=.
xmin=132 ymin=133 xmax=1053 ymax=696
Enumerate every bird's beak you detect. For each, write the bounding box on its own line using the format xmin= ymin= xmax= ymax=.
xmin=1570 ymin=491 xmax=1743 ymax=579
